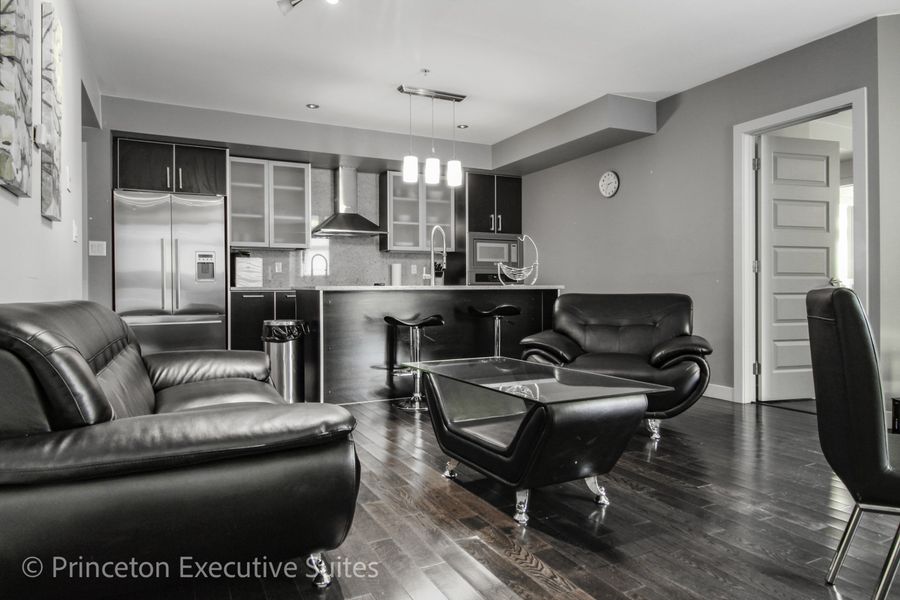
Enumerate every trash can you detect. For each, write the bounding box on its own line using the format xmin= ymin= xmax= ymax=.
xmin=262 ymin=319 xmax=306 ymax=403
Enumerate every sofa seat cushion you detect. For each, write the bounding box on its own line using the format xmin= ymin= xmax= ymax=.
xmin=0 ymin=403 xmax=355 ymax=485
xmin=569 ymin=353 xmax=701 ymax=414
xmin=155 ymin=379 xmax=285 ymax=414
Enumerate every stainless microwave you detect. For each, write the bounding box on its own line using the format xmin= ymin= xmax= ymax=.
xmin=468 ymin=234 xmax=523 ymax=285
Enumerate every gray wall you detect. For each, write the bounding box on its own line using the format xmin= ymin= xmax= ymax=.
xmin=522 ymin=19 xmax=880 ymax=389
xmin=878 ymin=16 xmax=900 ymax=393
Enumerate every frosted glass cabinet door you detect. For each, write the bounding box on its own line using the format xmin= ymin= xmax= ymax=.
xmin=230 ymin=159 xmax=268 ymax=246
xmin=390 ymin=173 xmax=422 ymax=250
xmin=425 ymin=179 xmax=454 ymax=250
xmin=270 ymin=162 xmax=310 ymax=248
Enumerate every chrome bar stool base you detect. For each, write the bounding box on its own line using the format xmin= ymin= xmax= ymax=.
xmin=468 ymin=304 xmax=521 ymax=357
xmin=385 ymin=314 xmax=444 ymax=414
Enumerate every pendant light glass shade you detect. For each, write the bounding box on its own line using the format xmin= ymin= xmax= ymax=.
xmin=402 ymin=155 xmax=418 ymax=183
xmin=446 ymin=159 xmax=462 ymax=187
xmin=424 ymin=157 xmax=441 ymax=185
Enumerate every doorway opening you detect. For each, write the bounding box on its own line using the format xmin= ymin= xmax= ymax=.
xmin=732 ymin=89 xmax=868 ymax=405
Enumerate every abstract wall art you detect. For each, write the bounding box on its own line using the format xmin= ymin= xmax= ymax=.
xmin=40 ymin=1 xmax=62 ymax=221
xmin=0 ymin=0 xmax=34 ymax=197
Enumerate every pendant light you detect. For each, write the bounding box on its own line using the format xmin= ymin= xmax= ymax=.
xmin=424 ymin=98 xmax=441 ymax=185
xmin=446 ymin=101 xmax=462 ymax=188
xmin=402 ymin=93 xmax=418 ymax=183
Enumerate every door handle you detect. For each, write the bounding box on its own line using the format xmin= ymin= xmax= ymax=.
xmin=166 ymin=167 xmax=171 ymax=189
xmin=490 ymin=214 xmax=495 ymax=232
xmin=174 ymin=239 xmax=181 ymax=310
xmin=498 ymin=214 xmax=503 ymax=232
xmin=178 ymin=168 xmax=183 ymax=190
xmin=160 ymin=238 xmax=166 ymax=310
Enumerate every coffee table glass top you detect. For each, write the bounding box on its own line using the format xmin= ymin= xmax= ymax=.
xmin=403 ymin=357 xmax=670 ymax=405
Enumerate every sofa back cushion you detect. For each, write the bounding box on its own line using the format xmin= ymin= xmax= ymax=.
xmin=554 ymin=294 xmax=693 ymax=357
xmin=0 ymin=301 xmax=155 ymax=432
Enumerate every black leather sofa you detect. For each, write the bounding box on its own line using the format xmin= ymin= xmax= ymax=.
xmin=520 ymin=293 xmax=711 ymax=439
xmin=0 ymin=301 xmax=359 ymax=597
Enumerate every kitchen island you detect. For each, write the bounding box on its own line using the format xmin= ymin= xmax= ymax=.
xmin=295 ymin=285 xmax=563 ymax=403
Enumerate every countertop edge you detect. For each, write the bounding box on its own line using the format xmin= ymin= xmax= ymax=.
xmin=290 ymin=285 xmax=565 ymax=291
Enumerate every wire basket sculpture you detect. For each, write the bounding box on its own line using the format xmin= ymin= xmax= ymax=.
xmin=498 ymin=234 xmax=539 ymax=286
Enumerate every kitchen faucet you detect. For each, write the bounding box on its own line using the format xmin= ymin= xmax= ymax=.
xmin=427 ymin=225 xmax=447 ymax=286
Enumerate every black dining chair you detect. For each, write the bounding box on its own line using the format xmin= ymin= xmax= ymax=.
xmin=807 ymin=287 xmax=900 ymax=600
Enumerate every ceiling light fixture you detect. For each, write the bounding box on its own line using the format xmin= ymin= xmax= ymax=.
xmin=397 ymin=84 xmax=466 ymax=188
xmin=276 ymin=0 xmax=303 ymax=15
xmin=306 ymin=103 xmax=320 ymax=109
xmin=326 ymin=0 xmax=340 ymax=4
xmin=457 ymin=124 xmax=469 ymax=129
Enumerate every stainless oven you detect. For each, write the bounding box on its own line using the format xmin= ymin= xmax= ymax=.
xmin=468 ymin=234 xmax=523 ymax=285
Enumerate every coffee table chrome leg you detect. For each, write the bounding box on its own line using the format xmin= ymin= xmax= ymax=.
xmin=585 ymin=476 xmax=610 ymax=505
xmin=645 ymin=418 xmax=661 ymax=441
xmin=443 ymin=459 xmax=459 ymax=479
xmin=513 ymin=489 xmax=530 ymax=525
xmin=307 ymin=553 xmax=332 ymax=589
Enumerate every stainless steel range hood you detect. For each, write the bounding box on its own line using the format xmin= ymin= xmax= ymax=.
xmin=312 ymin=166 xmax=386 ymax=237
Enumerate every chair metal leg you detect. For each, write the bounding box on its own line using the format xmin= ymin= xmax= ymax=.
xmin=645 ymin=418 xmax=661 ymax=441
xmin=826 ymin=503 xmax=862 ymax=585
xmin=443 ymin=459 xmax=459 ymax=479
xmin=307 ymin=553 xmax=332 ymax=589
xmin=585 ymin=476 xmax=610 ymax=505
xmin=513 ymin=489 xmax=530 ymax=525
xmin=493 ymin=316 xmax=502 ymax=357
xmin=873 ymin=523 xmax=900 ymax=600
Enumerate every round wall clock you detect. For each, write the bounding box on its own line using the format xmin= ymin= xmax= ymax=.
xmin=598 ymin=170 xmax=620 ymax=198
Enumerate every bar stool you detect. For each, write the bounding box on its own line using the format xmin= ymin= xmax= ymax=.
xmin=384 ymin=314 xmax=445 ymax=412
xmin=468 ymin=304 xmax=521 ymax=357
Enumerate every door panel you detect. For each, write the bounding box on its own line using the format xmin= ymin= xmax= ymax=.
xmin=467 ymin=173 xmax=496 ymax=233
xmin=117 ymin=140 xmax=173 ymax=192
xmin=175 ymin=146 xmax=226 ymax=195
xmin=230 ymin=292 xmax=274 ymax=351
xmin=172 ymin=195 xmax=226 ymax=316
xmin=496 ymin=176 xmax=522 ymax=234
xmin=759 ymin=135 xmax=840 ymax=401
xmin=113 ymin=191 xmax=172 ymax=316
xmin=275 ymin=291 xmax=297 ymax=319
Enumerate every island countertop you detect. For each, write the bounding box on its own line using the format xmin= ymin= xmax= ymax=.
xmin=294 ymin=285 xmax=564 ymax=291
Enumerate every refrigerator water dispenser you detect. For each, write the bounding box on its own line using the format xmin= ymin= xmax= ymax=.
xmin=196 ymin=252 xmax=216 ymax=282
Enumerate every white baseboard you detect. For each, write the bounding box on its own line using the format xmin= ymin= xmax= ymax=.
xmin=705 ymin=384 xmax=738 ymax=403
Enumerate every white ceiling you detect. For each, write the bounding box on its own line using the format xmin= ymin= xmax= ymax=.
xmin=74 ymin=0 xmax=899 ymax=145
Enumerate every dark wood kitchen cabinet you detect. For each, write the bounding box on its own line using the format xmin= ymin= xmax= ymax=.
xmin=275 ymin=291 xmax=298 ymax=319
xmin=466 ymin=173 xmax=522 ymax=235
xmin=117 ymin=138 xmax=226 ymax=194
xmin=175 ymin=145 xmax=227 ymax=195
xmin=230 ymin=291 xmax=274 ymax=351
xmin=117 ymin=139 xmax=174 ymax=192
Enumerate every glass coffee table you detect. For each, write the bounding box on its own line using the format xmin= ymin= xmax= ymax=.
xmin=403 ymin=357 xmax=670 ymax=525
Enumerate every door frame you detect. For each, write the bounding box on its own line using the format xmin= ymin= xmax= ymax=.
xmin=732 ymin=88 xmax=869 ymax=404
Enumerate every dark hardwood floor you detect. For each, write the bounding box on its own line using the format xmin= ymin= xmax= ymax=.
xmin=126 ymin=398 xmax=900 ymax=600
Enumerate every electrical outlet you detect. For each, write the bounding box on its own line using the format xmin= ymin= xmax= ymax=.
xmin=410 ymin=264 xmax=417 ymax=275
xmin=275 ymin=262 xmax=283 ymax=273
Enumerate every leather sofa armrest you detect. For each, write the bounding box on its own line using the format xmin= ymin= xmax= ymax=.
xmin=520 ymin=330 xmax=584 ymax=364
xmin=0 ymin=403 xmax=355 ymax=486
xmin=143 ymin=350 xmax=271 ymax=392
xmin=649 ymin=335 xmax=713 ymax=367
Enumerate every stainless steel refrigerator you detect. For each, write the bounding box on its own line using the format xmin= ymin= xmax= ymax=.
xmin=113 ymin=190 xmax=227 ymax=353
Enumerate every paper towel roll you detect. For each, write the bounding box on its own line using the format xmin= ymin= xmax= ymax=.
xmin=391 ymin=263 xmax=403 ymax=286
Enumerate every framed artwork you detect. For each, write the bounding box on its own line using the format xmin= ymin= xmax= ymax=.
xmin=40 ymin=1 xmax=62 ymax=221
xmin=0 ymin=0 xmax=34 ymax=197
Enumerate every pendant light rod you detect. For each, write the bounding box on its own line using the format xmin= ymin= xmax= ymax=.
xmin=451 ymin=102 xmax=457 ymax=158
xmin=430 ymin=98 xmax=436 ymax=155
xmin=408 ymin=93 xmax=413 ymax=154
xmin=398 ymin=84 xmax=466 ymax=103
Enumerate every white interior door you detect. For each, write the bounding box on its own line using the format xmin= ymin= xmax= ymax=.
xmin=759 ymin=135 xmax=840 ymax=401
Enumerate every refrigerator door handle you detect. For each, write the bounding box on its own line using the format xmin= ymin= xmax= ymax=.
xmin=174 ymin=238 xmax=181 ymax=311
xmin=160 ymin=238 xmax=167 ymax=310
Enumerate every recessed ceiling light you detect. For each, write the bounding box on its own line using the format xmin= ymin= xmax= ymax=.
xmin=457 ymin=124 xmax=469 ymax=129
xmin=326 ymin=0 xmax=339 ymax=4
xmin=306 ymin=103 xmax=320 ymax=109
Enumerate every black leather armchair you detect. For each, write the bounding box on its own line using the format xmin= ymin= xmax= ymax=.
xmin=521 ymin=294 xmax=712 ymax=438
xmin=0 ymin=301 xmax=359 ymax=597
xmin=807 ymin=287 xmax=900 ymax=600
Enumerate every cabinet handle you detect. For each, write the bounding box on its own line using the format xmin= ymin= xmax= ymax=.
xmin=241 ymin=294 xmax=265 ymax=298
xmin=490 ymin=214 xmax=495 ymax=232
xmin=166 ymin=167 xmax=171 ymax=189
xmin=498 ymin=214 xmax=503 ymax=232
xmin=284 ymin=294 xmax=296 ymax=298
xmin=178 ymin=167 xmax=183 ymax=189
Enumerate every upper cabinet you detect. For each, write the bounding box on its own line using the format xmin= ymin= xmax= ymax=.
xmin=117 ymin=139 xmax=226 ymax=194
xmin=229 ymin=157 xmax=311 ymax=249
xmin=379 ymin=171 xmax=457 ymax=252
xmin=467 ymin=173 xmax=522 ymax=235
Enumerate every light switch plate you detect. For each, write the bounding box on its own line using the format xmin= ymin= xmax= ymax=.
xmin=275 ymin=262 xmax=283 ymax=273
xmin=410 ymin=264 xmax=417 ymax=275
xmin=88 ymin=241 xmax=107 ymax=256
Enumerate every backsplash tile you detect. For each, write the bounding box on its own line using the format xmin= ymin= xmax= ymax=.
xmin=231 ymin=169 xmax=435 ymax=288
